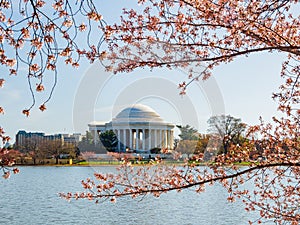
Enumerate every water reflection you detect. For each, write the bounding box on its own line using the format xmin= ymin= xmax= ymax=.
xmin=0 ymin=166 xmax=256 ymax=225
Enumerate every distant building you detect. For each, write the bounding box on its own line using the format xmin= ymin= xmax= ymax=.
xmin=15 ymin=130 xmax=63 ymax=148
xmin=62 ymin=133 xmax=84 ymax=145
xmin=88 ymin=104 xmax=175 ymax=153
xmin=15 ymin=130 xmax=84 ymax=149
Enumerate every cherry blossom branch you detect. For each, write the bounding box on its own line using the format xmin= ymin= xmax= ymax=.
xmin=60 ymin=161 xmax=299 ymax=200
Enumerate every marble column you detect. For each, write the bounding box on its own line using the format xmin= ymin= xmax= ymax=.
xmin=129 ymin=129 xmax=132 ymax=149
xmin=170 ymin=130 xmax=174 ymax=149
xmin=142 ymin=129 xmax=146 ymax=150
xmin=135 ymin=129 xmax=139 ymax=150
xmin=148 ymin=129 xmax=152 ymax=150
xmin=167 ymin=130 xmax=170 ymax=148
xmin=123 ymin=129 xmax=126 ymax=150
xmin=164 ymin=129 xmax=167 ymax=148
xmin=154 ymin=130 xmax=158 ymax=148
xmin=117 ymin=129 xmax=121 ymax=151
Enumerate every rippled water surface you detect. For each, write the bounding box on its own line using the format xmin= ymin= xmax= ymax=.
xmin=0 ymin=166 xmax=256 ymax=225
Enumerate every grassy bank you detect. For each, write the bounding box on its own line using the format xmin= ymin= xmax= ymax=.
xmin=15 ymin=158 xmax=254 ymax=167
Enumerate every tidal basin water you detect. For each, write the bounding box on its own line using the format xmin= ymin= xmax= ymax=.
xmin=0 ymin=166 xmax=257 ymax=225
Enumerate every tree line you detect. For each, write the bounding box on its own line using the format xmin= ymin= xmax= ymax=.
xmin=175 ymin=115 xmax=247 ymax=158
xmin=14 ymin=138 xmax=80 ymax=165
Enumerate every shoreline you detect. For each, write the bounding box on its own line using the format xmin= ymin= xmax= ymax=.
xmin=13 ymin=161 xmax=252 ymax=167
xmin=13 ymin=160 xmax=191 ymax=167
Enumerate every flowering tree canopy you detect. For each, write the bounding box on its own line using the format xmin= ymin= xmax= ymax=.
xmin=0 ymin=0 xmax=106 ymax=120
xmin=0 ymin=1 xmax=299 ymax=224
xmin=0 ymin=0 xmax=108 ymax=175
xmin=105 ymin=0 xmax=300 ymax=85
xmin=0 ymin=0 xmax=107 ymax=169
xmin=64 ymin=1 xmax=300 ymax=224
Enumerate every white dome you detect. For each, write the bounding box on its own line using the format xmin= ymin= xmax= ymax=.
xmin=113 ymin=104 xmax=163 ymax=122
xmin=89 ymin=104 xmax=175 ymax=151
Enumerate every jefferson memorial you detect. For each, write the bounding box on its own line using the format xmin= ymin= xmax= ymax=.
xmin=88 ymin=104 xmax=175 ymax=152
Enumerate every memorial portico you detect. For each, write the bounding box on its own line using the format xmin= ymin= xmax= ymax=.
xmin=88 ymin=104 xmax=175 ymax=152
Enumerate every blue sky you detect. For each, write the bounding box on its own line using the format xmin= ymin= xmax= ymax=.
xmin=0 ymin=1 xmax=286 ymax=144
